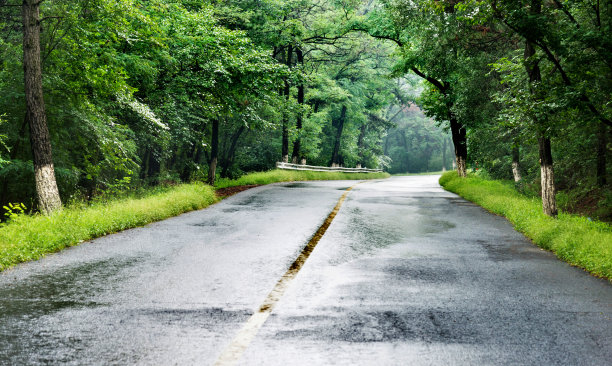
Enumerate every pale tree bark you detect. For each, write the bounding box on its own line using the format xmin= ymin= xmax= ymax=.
xmin=511 ymin=143 xmax=522 ymax=182
xmin=539 ymin=136 xmax=557 ymax=216
xmin=23 ymin=0 xmax=62 ymax=214
xmin=208 ymin=119 xmax=219 ymax=186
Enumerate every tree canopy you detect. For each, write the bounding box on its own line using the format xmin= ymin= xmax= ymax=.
xmin=0 ymin=0 xmax=609 ymax=219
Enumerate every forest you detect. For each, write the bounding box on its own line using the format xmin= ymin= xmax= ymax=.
xmin=0 ymin=0 xmax=610 ymax=220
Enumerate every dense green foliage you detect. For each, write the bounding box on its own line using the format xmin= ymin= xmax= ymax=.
xmin=1 ymin=0 xmax=609 ymax=220
xmin=384 ymin=104 xmax=453 ymax=173
xmin=0 ymin=0 xmax=443 ymax=214
xmin=440 ymin=172 xmax=612 ymax=280
xmin=359 ymin=0 xmax=611 ymax=217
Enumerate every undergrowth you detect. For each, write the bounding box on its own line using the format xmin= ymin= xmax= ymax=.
xmin=439 ymin=171 xmax=612 ymax=281
xmin=0 ymin=183 xmax=218 ymax=271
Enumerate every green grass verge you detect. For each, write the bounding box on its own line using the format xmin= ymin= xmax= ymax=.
xmin=0 ymin=169 xmax=389 ymax=271
xmin=0 ymin=183 xmax=219 ymax=271
xmin=215 ymin=169 xmax=390 ymax=188
xmin=439 ymin=171 xmax=612 ymax=281
xmin=392 ymin=171 xmax=445 ymax=176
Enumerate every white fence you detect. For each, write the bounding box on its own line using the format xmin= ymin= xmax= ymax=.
xmin=276 ymin=162 xmax=382 ymax=173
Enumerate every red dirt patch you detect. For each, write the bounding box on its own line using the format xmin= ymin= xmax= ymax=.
xmin=215 ymin=185 xmax=260 ymax=198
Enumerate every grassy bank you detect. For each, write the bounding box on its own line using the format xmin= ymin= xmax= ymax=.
xmin=215 ymin=169 xmax=390 ymax=188
xmin=0 ymin=183 xmax=218 ymax=271
xmin=392 ymin=171 xmax=445 ymax=176
xmin=0 ymin=169 xmax=388 ymax=271
xmin=439 ymin=171 xmax=612 ymax=281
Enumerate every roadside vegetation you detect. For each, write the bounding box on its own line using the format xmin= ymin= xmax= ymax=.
xmin=0 ymin=183 xmax=218 ymax=271
xmin=439 ymin=172 xmax=612 ymax=281
xmin=216 ymin=169 xmax=389 ymax=188
xmin=0 ymin=170 xmax=387 ymax=271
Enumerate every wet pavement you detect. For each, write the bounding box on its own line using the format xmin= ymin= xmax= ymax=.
xmin=1 ymin=176 xmax=611 ymax=365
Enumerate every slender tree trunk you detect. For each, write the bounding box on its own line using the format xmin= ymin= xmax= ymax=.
xmin=441 ymin=138 xmax=447 ymax=172
xmin=140 ymin=148 xmax=151 ymax=181
xmin=331 ymin=105 xmax=347 ymax=166
xmin=597 ymin=123 xmax=607 ymax=187
xmin=208 ymin=118 xmax=219 ymax=186
xmin=511 ymin=143 xmax=522 ymax=182
xmin=23 ymin=0 xmax=62 ymax=214
xmin=539 ymin=135 xmax=558 ymax=216
xmin=148 ymin=147 xmax=161 ymax=181
xmin=400 ymin=131 xmax=409 ymax=172
xmin=523 ymin=0 xmax=557 ymax=217
xmin=357 ymin=124 xmax=366 ymax=167
xmin=449 ymin=116 xmax=467 ymax=177
xmin=281 ymin=45 xmax=293 ymax=163
xmin=383 ymin=133 xmax=390 ymax=156
xmin=291 ymin=46 xmax=304 ymax=164
xmin=221 ymin=125 xmax=246 ymax=178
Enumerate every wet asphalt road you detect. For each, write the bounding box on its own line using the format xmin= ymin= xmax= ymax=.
xmin=1 ymin=176 xmax=611 ymax=365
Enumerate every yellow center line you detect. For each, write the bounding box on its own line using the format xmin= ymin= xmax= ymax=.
xmin=213 ymin=182 xmax=362 ymax=366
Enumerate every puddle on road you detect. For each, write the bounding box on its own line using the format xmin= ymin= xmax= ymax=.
xmin=0 ymin=257 xmax=140 ymax=318
xmin=444 ymin=197 xmax=477 ymax=207
xmin=321 ymin=204 xmax=457 ymax=266
xmin=0 ymin=306 xmax=254 ymax=366
xmin=476 ymin=239 xmax=549 ymax=262
xmin=282 ymin=183 xmax=311 ymax=188
xmin=330 ymin=206 xmax=456 ymax=265
xmin=191 ymin=219 xmax=232 ymax=229
xmin=231 ymin=194 xmax=268 ymax=207
xmin=380 ymin=259 xmax=458 ymax=283
xmin=273 ymin=309 xmax=478 ymax=344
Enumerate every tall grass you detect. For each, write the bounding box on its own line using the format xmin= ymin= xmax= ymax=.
xmin=215 ymin=169 xmax=390 ymax=188
xmin=439 ymin=172 xmax=612 ymax=281
xmin=0 ymin=183 xmax=218 ymax=271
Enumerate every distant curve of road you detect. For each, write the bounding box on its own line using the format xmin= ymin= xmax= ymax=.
xmin=1 ymin=176 xmax=611 ymax=365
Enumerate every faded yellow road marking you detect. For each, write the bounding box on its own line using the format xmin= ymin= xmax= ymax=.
xmin=213 ymin=183 xmax=361 ymax=366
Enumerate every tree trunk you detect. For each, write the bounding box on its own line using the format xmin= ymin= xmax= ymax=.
xmin=597 ymin=123 xmax=607 ymax=187
xmin=208 ymin=118 xmax=219 ymax=186
xmin=281 ymin=45 xmax=293 ymax=163
xmin=441 ymin=137 xmax=447 ymax=172
xmin=539 ymin=136 xmax=557 ymax=216
xmin=357 ymin=124 xmax=366 ymax=167
xmin=291 ymin=46 xmax=304 ymax=164
xmin=140 ymin=148 xmax=150 ymax=181
xmin=331 ymin=105 xmax=347 ymax=166
xmin=449 ymin=116 xmax=467 ymax=177
xmin=221 ymin=125 xmax=246 ymax=178
xmin=511 ymin=143 xmax=522 ymax=182
xmin=400 ymin=131 xmax=409 ymax=172
xmin=23 ymin=0 xmax=62 ymax=214
xmin=524 ymin=0 xmax=557 ymax=217
xmin=383 ymin=133 xmax=390 ymax=156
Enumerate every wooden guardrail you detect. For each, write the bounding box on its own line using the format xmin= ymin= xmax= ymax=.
xmin=276 ymin=162 xmax=382 ymax=173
